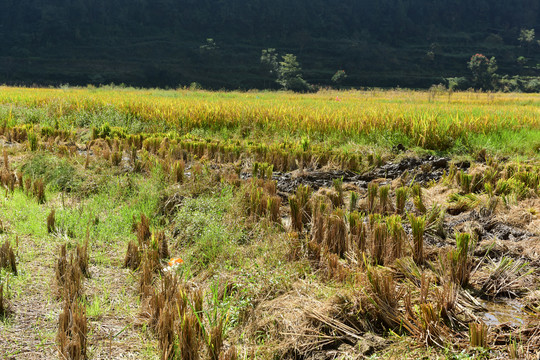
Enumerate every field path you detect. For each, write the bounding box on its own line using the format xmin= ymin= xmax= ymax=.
xmin=0 ymin=219 xmax=158 ymax=359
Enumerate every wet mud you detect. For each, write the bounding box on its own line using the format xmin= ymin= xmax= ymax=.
xmin=273 ymin=155 xmax=468 ymax=194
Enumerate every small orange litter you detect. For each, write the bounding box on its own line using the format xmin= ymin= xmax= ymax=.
xmin=168 ymin=258 xmax=184 ymax=266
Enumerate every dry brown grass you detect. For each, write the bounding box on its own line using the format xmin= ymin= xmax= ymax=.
xmin=2 ymin=148 xmax=8 ymax=170
xmin=218 ymin=346 xmax=238 ymax=360
xmin=207 ymin=320 xmax=224 ymax=360
xmin=33 ymin=178 xmax=46 ymax=204
xmin=57 ymin=299 xmax=88 ymax=360
xmin=55 ymin=245 xmax=84 ymax=301
xmin=141 ymin=273 xmax=207 ymax=360
xmin=137 ymin=214 xmax=151 ymax=247
xmin=47 ymin=209 xmax=56 ymax=233
xmin=76 ymin=238 xmax=90 ymax=278
xmin=469 ymin=322 xmax=488 ymax=348
xmin=123 ymin=240 xmax=141 ymax=270
xmin=0 ymin=239 xmax=17 ymax=275
xmin=139 ymin=253 xmax=155 ymax=299
xmin=173 ymin=159 xmax=185 ymax=183
xmin=0 ymin=283 xmax=12 ymax=319
xmin=155 ymin=230 xmax=170 ymax=260
xmin=56 ymin=240 xmax=88 ymax=359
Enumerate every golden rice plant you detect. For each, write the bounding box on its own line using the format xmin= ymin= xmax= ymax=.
xmin=386 ymin=215 xmax=406 ymax=262
xmin=332 ymin=177 xmax=344 ymax=207
xmin=379 ymin=185 xmax=390 ymax=214
xmin=447 ymin=232 xmax=471 ymax=287
xmin=408 ymin=214 xmax=426 ymax=265
xmin=367 ymin=182 xmax=378 ymax=213
xmin=411 ymin=183 xmax=426 ymax=214
xmin=323 ymin=209 xmax=347 ymax=257
xmin=348 ymin=211 xmax=366 ymax=255
xmin=469 ymin=322 xmax=488 ymax=348
xmin=395 ymin=186 xmax=408 ymax=214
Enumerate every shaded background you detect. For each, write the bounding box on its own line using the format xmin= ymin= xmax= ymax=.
xmin=0 ymin=0 xmax=539 ymax=89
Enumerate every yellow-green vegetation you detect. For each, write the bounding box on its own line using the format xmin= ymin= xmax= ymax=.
xmin=0 ymin=86 xmax=540 ymax=360
xmin=1 ymin=86 xmax=540 ymax=154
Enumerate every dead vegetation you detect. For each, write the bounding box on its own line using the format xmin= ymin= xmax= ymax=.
xmin=0 ymin=283 xmax=12 ymax=319
xmin=57 ymin=299 xmax=88 ymax=360
xmin=0 ymin=239 xmax=17 ymax=275
xmin=55 ymin=242 xmax=89 ymax=359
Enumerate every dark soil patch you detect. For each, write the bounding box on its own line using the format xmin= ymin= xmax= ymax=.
xmin=273 ymin=156 xmax=465 ymax=194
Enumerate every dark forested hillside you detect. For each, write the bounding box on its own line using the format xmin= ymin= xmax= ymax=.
xmin=1 ymin=0 xmax=539 ymax=89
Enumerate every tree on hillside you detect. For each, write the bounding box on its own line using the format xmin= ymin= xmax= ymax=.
xmin=518 ymin=29 xmax=536 ymax=55
xmin=261 ymin=49 xmax=310 ymax=92
xmin=260 ymin=48 xmax=278 ymax=75
xmin=277 ymin=54 xmax=310 ymax=92
xmin=332 ymin=70 xmax=347 ymax=88
xmin=468 ymin=54 xmax=497 ymax=90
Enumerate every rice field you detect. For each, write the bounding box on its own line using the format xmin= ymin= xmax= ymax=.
xmin=0 ymin=86 xmax=539 ymax=359
xmin=1 ymin=86 xmax=540 ymax=153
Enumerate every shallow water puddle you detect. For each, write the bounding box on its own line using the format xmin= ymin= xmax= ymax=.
xmin=478 ymin=298 xmax=525 ymax=327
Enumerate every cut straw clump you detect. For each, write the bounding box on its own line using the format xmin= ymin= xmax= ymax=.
xmin=142 ymin=271 xmax=234 ymax=360
xmin=125 ymin=214 xmax=169 ymax=271
xmin=411 ymin=183 xmax=426 ymax=214
xmin=155 ymin=231 xmax=170 ymax=260
xmin=142 ymin=273 xmax=206 ymax=360
xmin=0 ymin=239 xmax=17 ymax=275
xmin=244 ymin=178 xmax=282 ymax=224
xmin=56 ymin=243 xmax=88 ymax=360
xmin=379 ymin=185 xmax=391 ymax=214
xmin=47 ymin=209 xmax=56 ymax=234
xmin=311 ymin=195 xmax=330 ymax=246
xmin=173 ymin=160 xmax=185 ymax=183
xmin=137 ymin=214 xmax=151 ymax=247
xmin=76 ymin=238 xmax=90 ymax=278
xmin=33 ymin=178 xmax=46 ymax=204
xmin=123 ymin=240 xmax=141 ymax=270
xmin=0 ymin=283 xmax=13 ymax=319
xmin=386 ymin=215 xmax=406 ymax=262
xmin=370 ymin=221 xmax=389 ymax=265
xmin=365 ymin=265 xmax=403 ymax=329
xmin=57 ymin=299 xmax=88 ymax=360
xmin=348 ymin=211 xmax=367 ymax=256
